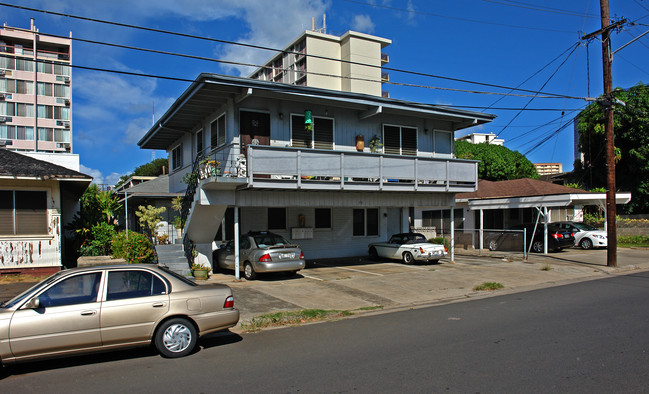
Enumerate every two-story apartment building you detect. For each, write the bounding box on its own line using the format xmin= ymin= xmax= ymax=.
xmin=138 ymin=74 xmax=495 ymax=269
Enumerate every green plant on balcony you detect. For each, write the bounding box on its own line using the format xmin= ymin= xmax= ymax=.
xmin=369 ymin=135 xmax=383 ymax=153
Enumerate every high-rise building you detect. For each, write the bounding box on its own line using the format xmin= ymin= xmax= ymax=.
xmin=534 ymin=162 xmax=563 ymax=175
xmin=249 ymin=28 xmax=391 ymax=97
xmin=0 ymin=19 xmax=78 ymax=170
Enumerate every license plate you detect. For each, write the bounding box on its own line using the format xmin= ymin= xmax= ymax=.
xmin=279 ymin=253 xmax=294 ymax=259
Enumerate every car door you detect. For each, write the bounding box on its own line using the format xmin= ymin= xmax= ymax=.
xmin=9 ymin=272 xmax=103 ymax=359
xmin=99 ymin=269 xmax=170 ymax=346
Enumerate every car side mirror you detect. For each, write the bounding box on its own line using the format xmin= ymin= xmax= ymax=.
xmin=23 ymin=297 xmax=40 ymax=309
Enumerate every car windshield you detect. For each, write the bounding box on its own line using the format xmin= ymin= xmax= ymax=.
xmin=253 ymin=233 xmax=290 ymax=248
xmin=572 ymin=222 xmax=600 ymax=231
xmin=406 ymin=234 xmax=428 ymax=243
xmin=1 ymin=270 xmax=65 ymax=308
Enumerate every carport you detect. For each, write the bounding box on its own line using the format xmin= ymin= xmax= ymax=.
xmin=456 ymin=179 xmax=631 ymax=255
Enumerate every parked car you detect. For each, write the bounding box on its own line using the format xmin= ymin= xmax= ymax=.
xmin=0 ymin=264 xmax=239 ymax=365
xmin=552 ymin=221 xmax=607 ymax=249
xmin=368 ymin=233 xmax=447 ymax=264
xmin=487 ymin=224 xmax=575 ymax=253
xmin=213 ymin=231 xmax=305 ymax=280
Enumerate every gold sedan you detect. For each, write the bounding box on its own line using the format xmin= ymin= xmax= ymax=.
xmin=0 ymin=264 xmax=239 ymax=364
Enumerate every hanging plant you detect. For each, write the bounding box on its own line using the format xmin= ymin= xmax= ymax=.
xmin=369 ymin=135 xmax=383 ymax=153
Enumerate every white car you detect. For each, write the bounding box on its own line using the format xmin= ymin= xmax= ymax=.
xmin=368 ymin=233 xmax=447 ymax=264
xmin=552 ymin=221 xmax=607 ymax=250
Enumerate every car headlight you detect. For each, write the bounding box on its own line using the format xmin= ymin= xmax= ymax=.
xmin=593 ymin=234 xmax=606 ymax=239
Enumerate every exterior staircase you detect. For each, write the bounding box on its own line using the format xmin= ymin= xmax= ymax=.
xmin=155 ymin=244 xmax=191 ymax=277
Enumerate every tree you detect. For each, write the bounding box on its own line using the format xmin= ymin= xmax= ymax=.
xmin=115 ymin=158 xmax=169 ymax=188
xmin=135 ymin=205 xmax=167 ymax=241
xmin=454 ymin=140 xmax=539 ymax=181
xmin=96 ymin=189 xmax=122 ymax=224
xmin=575 ymin=83 xmax=649 ymax=214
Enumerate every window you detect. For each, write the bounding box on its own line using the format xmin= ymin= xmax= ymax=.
xmin=0 ymin=190 xmax=47 ymax=235
xmin=268 ymin=208 xmax=286 ymax=230
xmin=172 ymin=144 xmax=183 ymax=170
xmin=38 ymin=127 xmax=54 ymax=141
xmin=435 ymin=130 xmax=452 ymax=155
xmin=38 ymin=273 xmax=102 ymax=308
xmin=353 ymin=208 xmax=379 ymax=236
xmin=421 ymin=209 xmax=464 ymax=234
xmin=106 ymin=270 xmax=167 ymax=301
xmin=196 ymin=129 xmax=203 ymax=155
xmin=37 ymin=105 xmax=54 ymax=119
xmin=291 ymin=114 xmax=334 ymax=150
xmin=211 ymin=115 xmax=226 ymax=148
xmin=383 ymin=125 xmax=417 ymax=156
xmin=315 ymin=208 xmax=331 ymax=229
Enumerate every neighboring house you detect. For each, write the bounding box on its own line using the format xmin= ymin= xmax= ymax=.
xmin=114 ymin=175 xmax=183 ymax=244
xmin=534 ymin=162 xmax=563 ymax=176
xmin=455 ymin=132 xmax=504 ymax=146
xmin=249 ymin=29 xmax=391 ymax=97
xmin=137 ymin=73 xmax=496 ymax=267
xmin=415 ymin=178 xmax=630 ymax=253
xmin=0 ymin=19 xmax=79 ymax=171
xmin=0 ymin=148 xmax=91 ymax=274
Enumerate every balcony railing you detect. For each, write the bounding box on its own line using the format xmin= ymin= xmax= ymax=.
xmin=244 ymin=145 xmax=478 ymax=192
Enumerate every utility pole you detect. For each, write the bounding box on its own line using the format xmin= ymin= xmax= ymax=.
xmin=582 ymin=0 xmax=624 ymax=267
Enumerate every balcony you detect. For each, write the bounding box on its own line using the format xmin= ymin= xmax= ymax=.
xmin=244 ymin=145 xmax=477 ymax=192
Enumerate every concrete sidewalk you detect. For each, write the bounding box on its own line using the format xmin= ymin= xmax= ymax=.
xmin=206 ymin=247 xmax=649 ymax=331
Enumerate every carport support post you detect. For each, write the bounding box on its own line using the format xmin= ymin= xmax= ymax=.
xmin=543 ymin=206 xmax=549 ymax=254
xmin=450 ymin=208 xmax=455 ymax=262
xmin=234 ymin=206 xmax=240 ymax=280
xmin=479 ymin=209 xmax=484 ymax=253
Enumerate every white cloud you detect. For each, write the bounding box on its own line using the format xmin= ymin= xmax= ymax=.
xmin=351 ymin=14 xmax=375 ymax=34
xmin=79 ymin=164 xmax=124 ymax=186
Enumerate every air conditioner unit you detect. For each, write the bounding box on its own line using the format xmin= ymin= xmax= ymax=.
xmin=63 ymin=122 xmax=70 ymax=129
xmin=56 ymin=142 xmax=70 ymax=149
xmin=64 ymin=99 xmax=70 ymax=106
xmin=0 ymin=116 xmax=11 ymax=123
xmin=56 ymin=120 xmax=63 ymax=126
xmin=0 ymin=70 xmax=4 ymax=76
xmin=0 ymin=94 xmax=4 ymax=100
xmin=63 ymin=76 xmax=70 ymax=83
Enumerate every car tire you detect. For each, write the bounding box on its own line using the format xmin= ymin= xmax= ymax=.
xmin=243 ymin=262 xmax=256 ymax=280
xmin=402 ymin=251 xmax=414 ymax=264
xmin=580 ymin=238 xmax=593 ymax=250
xmin=532 ymin=241 xmax=543 ymax=253
xmin=369 ymin=247 xmax=378 ymax=259
xmin=154 ymin=318 xmax=197 ymax=358
xmin=488 ymin=240 xmax=498 ymax=251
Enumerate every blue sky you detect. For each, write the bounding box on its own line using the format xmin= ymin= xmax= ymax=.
xmin=2 ymin=0 xmax=648 ymax=185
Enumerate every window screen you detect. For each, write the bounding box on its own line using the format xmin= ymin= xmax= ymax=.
xmin=291 ymin=115 xmax=311 ymax=148
xmin=315 ymin=208 xmax=331 ymax=229
xmin=268 ymin=208 xmax=286 ymax=230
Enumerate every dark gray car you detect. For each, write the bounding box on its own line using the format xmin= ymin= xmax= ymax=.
xmin=213 ymin=231 xmax=305 ymax=280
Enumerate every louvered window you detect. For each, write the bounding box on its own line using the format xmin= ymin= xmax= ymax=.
xmin=291 ymin=114 xmax=334 ymax=150
xmin=0 ymin=190 xmax=47 ymax=235
xmin=383 ymin=125 xmax=417 ymax=156
xmin=210 ymin=115 xmax=226 ymax=148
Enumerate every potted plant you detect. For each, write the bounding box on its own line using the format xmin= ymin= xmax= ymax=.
xmin=369 ymin=135 xmax=383 ymax=153
xmin=191 ymin=263 xmax=209 ymax=280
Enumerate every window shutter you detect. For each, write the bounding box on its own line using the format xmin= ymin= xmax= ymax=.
xmin=0 ymin=191 xmax=14 ymax=235
xmin=313 ymin=118 xmax=333 ymax=150
xmin=401 ymin=127 xmax=417 ymax=156
xmin=218 ymin=116 xmax=226 ymax=146
xmin=15 ymin=191 xmax=47 ymax=235
xmin=291 ymin=115 xmax=311 ymax=148
xmin=383 ymin=125 xmax=400 ymax=155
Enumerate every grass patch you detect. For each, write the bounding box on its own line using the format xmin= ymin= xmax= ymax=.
xmin=473 ymin=282 xmax=504 ymax=291
xmin=0 ymin=274 xmax=48 ymax=285
xmin=358 ymin=305 xmax=383 ymax=311
xmin=241 ymin=309 xmax=353 ymax=332
xmin=619 ymin=242 xmax=649 ymax=248
xmin=540 ymin=263 xmax=553 ymax=271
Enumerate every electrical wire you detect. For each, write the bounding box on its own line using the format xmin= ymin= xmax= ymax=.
xmin=0 ymin=2 xmax=580 ymax=98
xmin=480 ymin=0 xmax=599 ymax=19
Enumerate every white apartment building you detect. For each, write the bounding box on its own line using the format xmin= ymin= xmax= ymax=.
xmin=0 ymin=19 xmax=78 ymax=170
xmin=455 ymin=132 xmax=504 ymax=146
xmin=249 ymin=29 xmax=391 ymax=97
xmin=534 ymin=162 xmax=563 ymax=175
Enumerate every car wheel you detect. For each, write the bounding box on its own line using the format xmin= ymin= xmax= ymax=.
xmin=243 ymin=262 xmax=256 ymax=280
xmin=155 ymin=318 xmax=197 ymax=358
xmin=369 ymin=247 xmax=378 ymax=259
xmin=580 ymin=238 xmax=593 ymax=250
xmin=532 ymin=241 xmax=543 ymax=253
xmin=402 ymin=251 xmax=414 ymax=264
xmin=488 ymin=240 xmax=498 ymax=251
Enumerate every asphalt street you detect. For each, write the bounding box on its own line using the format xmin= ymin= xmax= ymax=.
xmin=2 ymin=272 xmax=649 ymax=392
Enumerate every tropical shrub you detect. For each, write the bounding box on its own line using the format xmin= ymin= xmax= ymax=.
xmin=79 ymin=222 xmax=116 ymax=256
xmin=111 ymin=231 xmax=155 ymax=264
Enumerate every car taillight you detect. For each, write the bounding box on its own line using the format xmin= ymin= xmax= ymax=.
xmin=552 ymin=233 xmax=560 ymax=239
xmin=299 ymin=251 xmax=305 ymax=259
xmin=259 ymin=253 xmax=272 ymax=262
xmin=444 ymin=245 xmax=448 ymax=253
xmin=571 ymin=232 xmax=574 ymax=237
xmin=224 ymin=295 xmax=234 ymax=308
xmin=420 ymin=247 xmax=425 ymax=253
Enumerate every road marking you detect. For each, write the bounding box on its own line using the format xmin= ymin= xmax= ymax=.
xmin=302 ymin=274 xmax=324 ymax=281
xmin=313 ymin=262 xmax=384 ymax=276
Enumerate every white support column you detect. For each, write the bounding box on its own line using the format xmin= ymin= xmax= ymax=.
xmin=479 ymin=209 xmax=484 ymax=251
xmin=543 ymin=206 xmax=549 ymax=254
xmin=234 ymin=207 xmax=240 ymax=280
xmin=450 ymin=207 xmax=455 ymax=262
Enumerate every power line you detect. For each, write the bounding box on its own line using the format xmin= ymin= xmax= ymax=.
xmin=342 ymin=0 xmax=576 ymax=33
xmin=0 ymin=2 xmax=580 ymax=98
xmin=481 ymin=0 xmax=600 ymax=18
